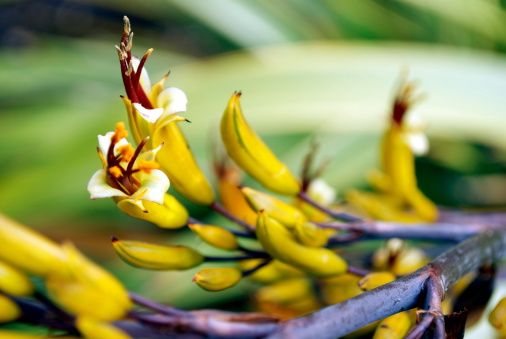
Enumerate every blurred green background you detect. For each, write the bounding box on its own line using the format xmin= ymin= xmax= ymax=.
xmin=2 ymin=0 xmax=506 ymax=321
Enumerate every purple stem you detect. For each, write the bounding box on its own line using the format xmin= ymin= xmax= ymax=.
xmin=347 ymin=265 xmax=371 ymax=277
xmin=297 ymin=191 xmax=362 ymax=222
xmin=129 ymin=291 xmax=188 ymax=317
xmin=211 ymin=202 xmax=256 ymax=233
xmin=188 ymin=217 xmax=256 ymax=238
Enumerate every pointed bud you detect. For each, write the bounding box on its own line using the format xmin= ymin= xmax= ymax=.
xmin=256 ymin=212 xmax=347 ymax=278
xmin=293 ymin=221 xmax=328 ymax=247
xmin=358 ymin=272 xmax=396 ymax=291
xmin=0 ymin=260 xmax=33 ymax=297
xmin=0 ymin=295 xmax=21 ymax=323
xmin=220 ymin=92 xmax=300 ymax=195
xmin=116 ymin=193 xmax=189 ymax=229
xmin=241 ymin=187 xmax=306 ymax=228
xmin=372 ymin=311 xmax=411 ymax=339
xmin=0 ymin=213 xmax=65 ymax=276
xmin=193 ymin=267 xmax=242 ymax=291
xmin=189 ymin=224 xmax=239 ymax=250
xmin=112 ymin=238 xmax=204 ymax=270
xmin=76 ymin=316 xmax=133 ymax=339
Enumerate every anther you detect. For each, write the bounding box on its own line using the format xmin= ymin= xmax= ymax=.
xmin=109 ymin=166 xmax=123 ymax=179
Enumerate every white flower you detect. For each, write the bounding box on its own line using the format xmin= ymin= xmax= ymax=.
xmin=402 ymin=112 xmax=429 ymax=156
xmin=87 ymin=122 xmax=170 ymax=211
xmin=307 ymin=178 xmax=337 ymax=206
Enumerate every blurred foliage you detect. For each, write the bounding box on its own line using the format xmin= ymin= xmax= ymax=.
xmin=2 ymin=0 xmax=506 ymax=318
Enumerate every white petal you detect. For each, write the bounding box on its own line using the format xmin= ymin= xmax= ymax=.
xmin=404 ymin=132 xmax=429 ymax=156
xmin=157 ymin=87 xmax=187 ymax=115
xmin=136 ymin=144 xmax=163 ymax=163
xmin=131 ymin=169 xmax=170 ymax=204
xmin=133 ymin=103 xmax=164 ymax=124
xmin=405 ymin=112 xmax=425 ymax=129
xmin=132 ymin=57 xmax=151 ymax=95
xmin=97 ymin=132 xmax=114 ymax=158
xmin=308 ymin=178 xmax=336 ymax=205
xmin=87 ymin=169 xmax=129 ymax=199
xmin=97 ymin=132 xmax=129 ymax=162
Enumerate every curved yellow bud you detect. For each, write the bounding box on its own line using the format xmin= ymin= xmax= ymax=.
xmin=241 ymin=187 xmax=307 ymax=228
xmin=255 ymin=278 xmax=314 ymax=305
xmin=218 ymin=168 xmax=257 ymax=225
xmin=381 ymin=127 xmax=416 ymax=198
xmin=76 ymin=316 xmax=133 ymax=339
xmin=293 ymin=221 xmax=328 ymax=247
xmin=294 ymin=198 xmax=331 ymax=223
xmin=151 ymin=116 xmax=215 ymax=205
xmin=122 ymin=96 xmax=215 ymax=206
xmin=372 ymin=311 xmax=411 ymax=339
xmin=220 ymin=92 xmax=300 ymax=195
xmin=256 ymin=212 xmax=347 ymax=278
xmin=116 ymin=193 xmax=188 ymax=229
xmin=346 ymin=190 xmax=424 ymax=222
xmin=381 ymin=126 xmax=437 ymax=222
xmin=358 ymin=272 xmax=396 ymax=291
xmin=188 ymin=224 xmax=239 ymax=250
xmin=0 ymin=295 xmax=20 ymax=323
xmin=193 ymin=267 xmax=242 ymax=291
xmin=112 ymin=238 xmax=204 ymax=270
xmin=46 ymin=242 xmax=131 ymax=322
xmin=0 ymin=260 xmax=33 ymax=297
xmin=239 ymin=259 xmax=304 ymax=284
xmin=390 ymin=247 xmax=428 ymax=276
xmin=0 ymin=213 xmax=65 ymax=276
xmin=489 ymin=297 xmax=506 ymax=330
xmin=320 ymin=273 xmax=363 ymax=305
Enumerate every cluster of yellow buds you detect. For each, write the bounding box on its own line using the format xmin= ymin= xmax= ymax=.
xmin=82 ymin=17 xmax=354 ymax=295
xmin=84 ymin=18 xmax=444 ymax=337
xmin=0 ymin=214 xmax=133 ymax=339
xmin=347 ymin=79 xmax=438 ymax=223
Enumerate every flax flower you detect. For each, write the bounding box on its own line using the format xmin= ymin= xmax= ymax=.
xmin=115 ymin=17 xmax=214 ymax=205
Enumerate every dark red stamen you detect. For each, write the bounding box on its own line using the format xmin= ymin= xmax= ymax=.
xmin=392 ymin=83 xmax=414 ymax=126
xmin=117 ymin=23 xmax=154 ymax=109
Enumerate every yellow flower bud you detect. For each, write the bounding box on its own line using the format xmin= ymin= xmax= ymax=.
xmin=193 ymin=267 xmax=242 ymax=291
xmin=0 ymin=260 xmax=33 ymax=296
xmin=346 ymin=190 xmax=424 ymax=223
xmin=293 ymin=221 xmax=328 ymax=247
xmin=241 ymin=187 xmax=307 ymax=228
xmin=0 ymin=295 xmax=21 ymax=323
xmin=358 ymin=272 xmax=396 ymax=291
xmin=256 ymin=212 xmax=347 ymax=278
xmin=255 ymin=293 xmax=321 ymax=321
xmin=112 ymin=238 xmax=204 ymax=270
xmin=216 ymin=163 xmax=258 ymax=225
xmin=151 ymin=117 xmax=215 ymax=205
xmin=320 ymin=273 xmax=363 ymax=305
xmin=0 ymin=213 xmax=65 ymax=276
xmin=372 ymin=311 xmax=411 ymax=339
xmin=489 ymin=297 xmax=506 ymax=330
xmin=116 ymin=193 xmax=189 ymax=229
xmin=255 ymin=278 xmax=314 ymax=305
xmin=239 ymin=259 xmax=304 ymax=284
xmin=46 ymin=242 xmax=131 ymax=321
xmin=189 ymin=224 xmax=239 ymax=250
xmin=76 ymin=316 xmax=133 ymax=339
xmin=220 ymin=92 xmax=300 ymax=195
xmin=390 ymin=247 xmax=428 ymax=276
